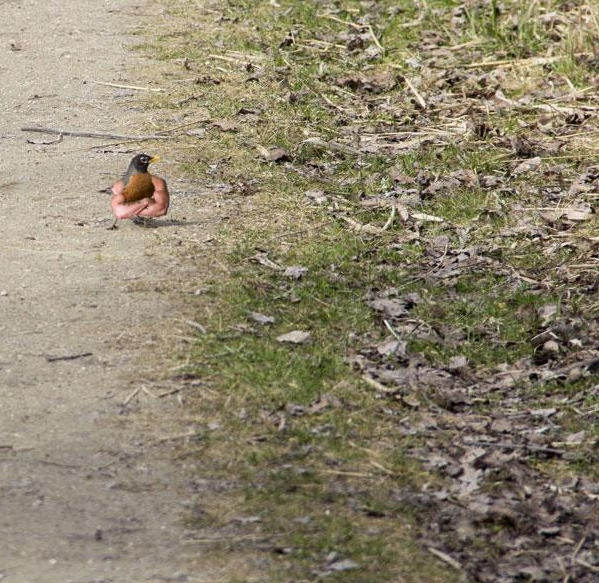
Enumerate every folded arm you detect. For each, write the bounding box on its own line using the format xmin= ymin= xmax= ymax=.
xmin=110 ymin=180 xmax=150 ymax=219
xmin=136 ymin=176 xmax=170 ymax=218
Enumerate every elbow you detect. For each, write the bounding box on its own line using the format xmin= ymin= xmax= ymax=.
xmin=114 ymin=207 xmax=129 ymax=220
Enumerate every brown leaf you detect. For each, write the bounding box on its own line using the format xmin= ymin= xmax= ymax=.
xmin=257 ymin=145 xmax=290 ymax=162
xmin=335 ymin=71 xmax=396 ymax=93
xmin=369 ymin=298 xmax=409 ymax=318
xmin=376 ymin=337 xmax=407 ymax=357
xmin=213 ymin=118 xmax=238 ymax=132
xmin=283 ymin=265 xmax=308 ymax=279
xmin=249 ymin=311 xmax=275 ymax=325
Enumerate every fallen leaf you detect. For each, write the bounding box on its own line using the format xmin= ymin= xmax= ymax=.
xmin=369 ymin=298 xmax=409 ymax=318
xmin=448 ymin=355 xmax=468 ymax=371
xmin=257 ymin=145 xmax=290 ymax=162
xmin=283 ymin=265 xmax=308 ymax=279
xmin=250 ymin=253 xmax=283 ymax=271
xmin=249 ymin=311 xmax=275 ymax=325
xmin=213 ymin=118 xmax=238 ymax=132
xmin=305 ymin=189 xmax=328 ymax=205
xmin=377 ymin=337 xmax=407 ymax=357
xmin=277 ymin=330 xmax=311 ymax=344
xmin=513 ymin=156 xmax=542 ymax=175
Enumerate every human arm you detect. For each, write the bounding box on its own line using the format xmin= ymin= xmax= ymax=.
xmin=136 ymin=176 xmax=170 ymax=218
xmin=110 ymin=180 xmax=150 ymax=219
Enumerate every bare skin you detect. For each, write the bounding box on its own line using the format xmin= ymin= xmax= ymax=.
xmin=110 ymin=175 xmax=170 ymax=220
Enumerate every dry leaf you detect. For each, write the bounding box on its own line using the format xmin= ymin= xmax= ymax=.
xmin=249 ymin=312 xmax=275 ymax=325
xmin=283 ymin=265 xmax=308 ymax=279
xmin=257 ymin=145 xmax=290 ymax=162
xmin=277 ymin=330 xmax=311 ymax=344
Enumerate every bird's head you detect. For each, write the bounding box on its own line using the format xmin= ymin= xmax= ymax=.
xmin=130 ymin=153 xmax=160 ymax=173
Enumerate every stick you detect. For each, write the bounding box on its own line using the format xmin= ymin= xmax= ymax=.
xmin=141 ymin=385 xmax=157 ymax=399
xmin=21 ymin=126 xmax=171 ymax=141
xmin=301 ymin=137 xmax=362 ymax=156
xmin=153 ymin=430 xmax=203 ymax=444
xmin=403 ymin=77 xmax=427 ymax=109
xmin=465 ymin=53 xmax=591 ymax=69
xmin=317 ymin=13 xmax=363 ymax=30
xmin=91 ymin=81 xmax=164 ymax=92
xmin=123 ymin=387 xmax=141 ymax=406
xmin=470 ymin=441 xmax=566 ymax=456
xmin=540 ymin=356 xmax=599 ymax=382
xmin=362 ymin=374 xmax=396 ymax=394
xmin=184 ymin=534 xmax=273 ymax=544
xmin=427 ymin=547 xmax=463 ymax=571
xmin=157 ymin=387 xmax=183 ymax=398
xmin=186 ymin=319 xmax=206 ymax=333
xmin=368 ymin=25 xmax=383 ymax=51
xmin=208 ymin=53 xmax=260 ymax=65
xmin=381 ymin=205 xmax=396 ymax=230
xmin=46 ymin=352 xmax=92 ymax=362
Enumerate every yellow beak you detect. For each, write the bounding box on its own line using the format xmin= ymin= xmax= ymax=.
xmin=149 ymin=156 xmax=160 ymax=164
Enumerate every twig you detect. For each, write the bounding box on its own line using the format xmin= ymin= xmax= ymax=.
xmin=208 ymin=53 xmax=261 ymax=65
xmin=383 ymin=319 xmax=402 ymax=341
xmin=317 ymin=13 xmax=363 ymax=30
xmin=157 ymin=387 xmax=183 ymax=398
xmin=574 ymin=558 xmax=599 ymax=573
xmin=319 ymin=468 xmax=375 ymax=478
xmin=465 ymin=53 xmax=591 ymax=69
xmin=427 ymin=547 xmax=463 ymax=571
xmin=304 ymin=38 xmax=346 ymax=50
xmin=370 ymin=460 xmax=395 ymax=476
xmin=301 ymin=137 xmax=362 ymax=156
xmin=184 ymin=534 xmax=274 ymax=544
xmin=21 ymin=126 xmax=171 ymax=141
xmin=381 ymin=204 xmax=396 ymax=230
xmin=368 ymin=25 xmax=383 ymax=51
xmin=403 ymin=76 xmax=427 ymax=109
xmin=540 ymin=356 xmax=599 ymax=383
xmin=141 ymin=385 xmax=157 ymax=399
xmin=186 ymin=319 xmax=207 ymax=333
xmin=362 ymin=374 xmax=396 ymax=394
xmin=46 ymin=352 xmax=92 ymax=362
xmin=123 ymin=387 xmax=141 ymax=406
xmin=152 ymin=430 xmax=203 ymax=444
xmin=470 ymin=441 xmax=566 ymax=456
xmin=91 ymin=81 xmax=164 ymax=92
xmin=306 ymin=86 xmax=346 ymax=112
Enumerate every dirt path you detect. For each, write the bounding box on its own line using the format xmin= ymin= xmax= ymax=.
xmin=0 ymin=1 xmax=218 ymax=581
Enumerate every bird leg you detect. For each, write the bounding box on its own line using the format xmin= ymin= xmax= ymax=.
xmin=107 ymin=218 xmax=119 ymax=230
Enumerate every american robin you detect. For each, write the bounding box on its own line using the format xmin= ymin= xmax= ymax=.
xmin=108 ymin=153 xmax=170 ymax=229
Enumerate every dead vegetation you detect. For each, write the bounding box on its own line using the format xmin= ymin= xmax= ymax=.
xmin=135 ymin=0 xmax=599 ymax=581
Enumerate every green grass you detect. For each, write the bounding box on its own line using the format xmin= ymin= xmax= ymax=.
xmin=138 ymin=0 xmax=599 ymax=581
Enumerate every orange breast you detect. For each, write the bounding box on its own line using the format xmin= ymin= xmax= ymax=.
xmin=123 ymin=173 xmax=155 ymax=203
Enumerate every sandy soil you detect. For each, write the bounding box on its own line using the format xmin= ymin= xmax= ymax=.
xmin=0 ymin=1 xmax=219 ymax=581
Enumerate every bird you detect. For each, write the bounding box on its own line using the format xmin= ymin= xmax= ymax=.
xmin=121 ymin=153 xmax=159 ymax=203
xmin=108 ymin=153 xmax=170 ymax=229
